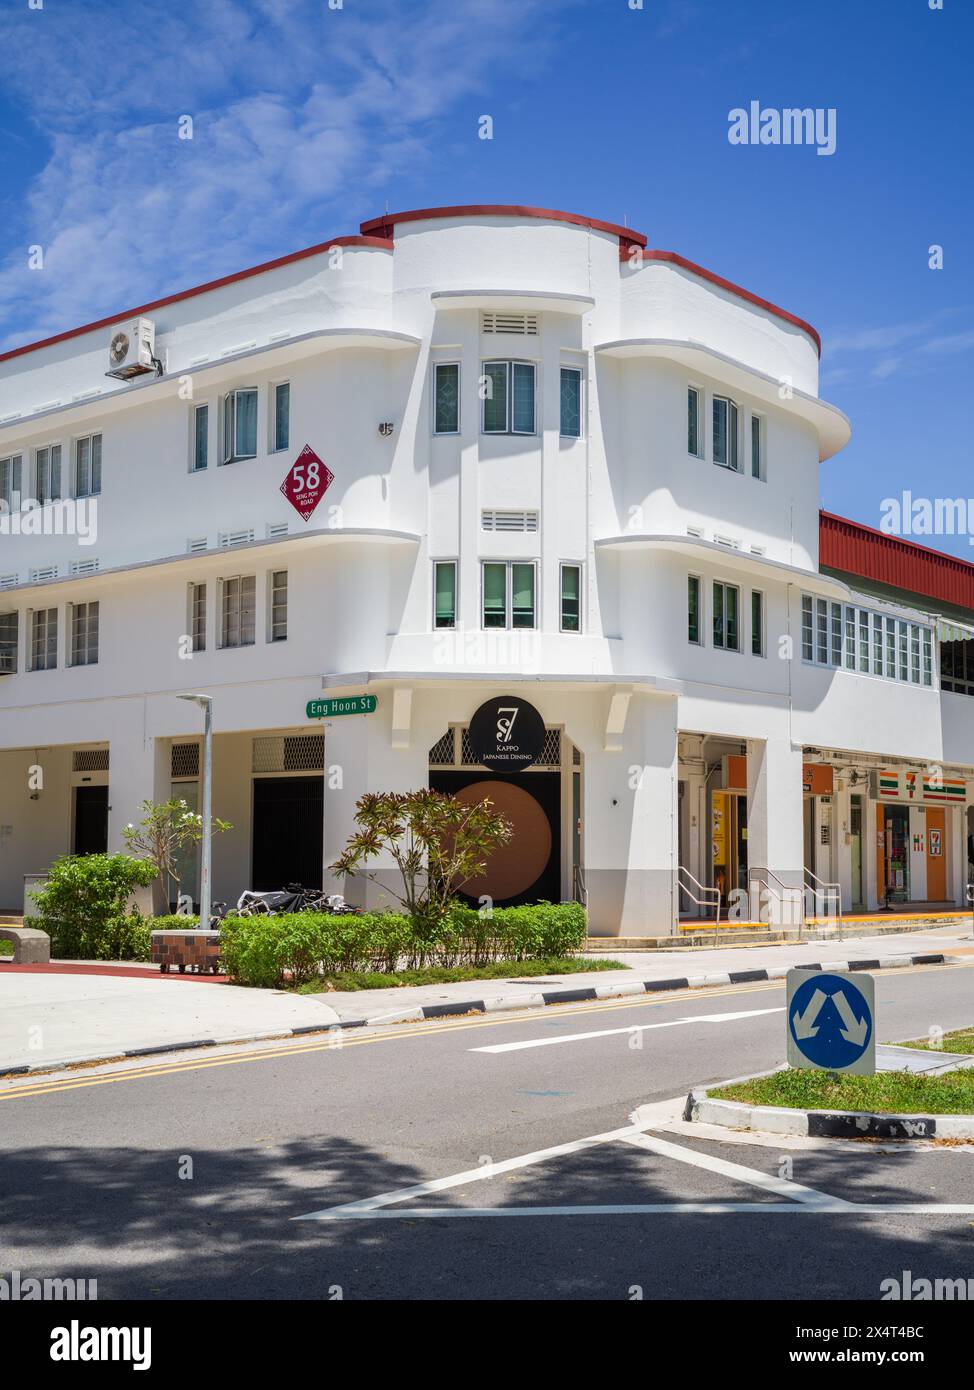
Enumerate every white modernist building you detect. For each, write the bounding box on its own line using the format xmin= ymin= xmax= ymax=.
xmin=2 ymin=203 xmax=973 ymax=934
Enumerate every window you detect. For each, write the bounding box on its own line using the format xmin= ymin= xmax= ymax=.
xmin=434 ymin=561 xmax=457 ymax=629
xmin=222 ymin=388 xmax=258 ymax=463
xmin=801 ymin=594 xmax=813 ymax=661
xmin=560 ymin=367 xmax=581 ymax=438
xmin=751 ymin=415 xmax=763 ymax=479
xmin=687 ymin=387 xmax=700 ymax=457
xmin=751 ymin=590 xmax=765 ymax=656
xmin=192 ymin=405 xmax=208 ymax=472
xmin=1 ymin=454 xmax=23 ymax=509
xmin=273 ymin=383 xmax=290 ymax=452
xmin=688 ymin=575 xmax=701 ymax=645
xmin=0 ymin=611 xmax=17 ymax=674
xmin=220 ymin=575 xmax=256 ymax=648
xmin=560 ymin=563 xmax=581 ymax=632
xmin=190 ymin=582 xmax=206 ymax=653
xmin=713 ymin=581 xmax=739 ymax=651
xmin=69 ymin=601 xmax=99 ymax=666
xmin=922 ymin=628 xmax=932 ymax=687
xmin=30 ymin=607 xmax=57 ymax=671
xmin=482 ymin=561 xmax=536 ymax=629
xmin=800 ymin=592 xmax=934 ymax=686
xmin=269 ymin=570 xmax=288 ymax=641
xmin=712 ymin=397 xmax=739 ymax=470
xmin=35 ymin=445 xmax=62 ymax=503
xmin=74 ymin=435 xmax=102 ymax=498
xmin=482 ymin=361 xmax=536 ymax=435
xmin=433 ymin=363 xmax=460 ymax=434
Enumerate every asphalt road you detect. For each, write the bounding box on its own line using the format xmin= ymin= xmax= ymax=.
xmin=3 ymin=961 xmax=974 ymax=1301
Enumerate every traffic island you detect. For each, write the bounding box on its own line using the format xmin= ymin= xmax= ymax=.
xmin=687 ymin=1043 xmax=974 ymax=1140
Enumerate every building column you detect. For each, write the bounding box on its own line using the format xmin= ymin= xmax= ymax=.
xmin=746 ymin=737 xmax=805 ymax=925
xmin=108 ymin=726 xmax=169 ymax=913
xmin=584 ymin=693 xmax=678 ymax=938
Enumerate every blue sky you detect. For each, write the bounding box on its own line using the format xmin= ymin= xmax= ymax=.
xmin=0 ymin=0 xmax=970 ymax=551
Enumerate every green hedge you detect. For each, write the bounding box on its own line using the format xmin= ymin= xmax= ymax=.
xmin=30 ymin=853 xmax=158 ymax=960
xmin=220 ymin=901 xmax=587 ymax=988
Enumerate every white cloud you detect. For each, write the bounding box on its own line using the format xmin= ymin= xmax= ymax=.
xmin=0 ymin=0 xmax=557 ymax=349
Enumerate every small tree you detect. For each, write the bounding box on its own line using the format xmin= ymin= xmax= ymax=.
xmin=330 ymin=790 xmax=512 ymax=958
xmin=31 ymin=853 xmax=158 ymax=959
xmin=121 ymin=798 xmax=231 ymax=912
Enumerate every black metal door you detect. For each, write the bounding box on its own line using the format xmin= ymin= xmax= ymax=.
xmin=251 ymin=777 xmax=323 ymax=890
xmin=74 ymin=786 xmax=108 ymax=855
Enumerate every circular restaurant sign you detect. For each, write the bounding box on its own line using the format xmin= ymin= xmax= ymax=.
xmin=467 ymin=695 xmax=546 ymax=772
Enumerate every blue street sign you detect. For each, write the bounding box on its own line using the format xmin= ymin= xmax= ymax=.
xmin=787 ymin=970 xmax=875 ymax=1074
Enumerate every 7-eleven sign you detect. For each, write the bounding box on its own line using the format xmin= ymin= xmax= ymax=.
xmin=280 ymin=445 xmax=333 ymax=521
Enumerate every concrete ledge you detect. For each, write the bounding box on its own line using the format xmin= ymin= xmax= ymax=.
xmin=686 ymin=1087 xmax=974 ymax=1141
xmin=0 ymin=927 xmax=50 ymax=965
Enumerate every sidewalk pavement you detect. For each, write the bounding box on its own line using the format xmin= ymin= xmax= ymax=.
xmin=0 ymin=923 xmax=968 ymax=1076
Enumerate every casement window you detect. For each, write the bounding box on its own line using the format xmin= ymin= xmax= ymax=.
xmin=68 ymin=601 xmax=99 ymax=667
xmin=433 ymin=363 xmax=460 ymax=434
xmin=482 ymin=361 xmax=536 ymax=435
xmin=482 ymin=561 xmax=537 ymax=629
xmin=189 ymin=582 xmax=206 ymax=653
xmin=0 ymin=454 xmax=23 ymax=509
xmin=222 ymin=388 xmax=258 ymax=464
xmin=433 ymin=560 xmax=457 ymax=629
xmin=751 ymin=414 xmax=764 ymax=479
xmin=29 ymin=607 xmax=57 ymax=671
xmin=219 ymin=575 xmax=256 ymax=648
xmin=560 ymin=563 xmax=581 ymax=632
xmin=0 ymin=611 xmax=18 ymax=674
xmin=801 ymin=592 xmax=933 ymax=686
xmin=687 ymin=387 xmax=701 ymax=457
xmin=751 ymin=590 xmax=765 ymax=656
xmin=560 ymin=367 xmax=582 ymax=438
xmin=269 ymin=570 xmax=288 ymax=641
xmin=192 ymin=405 xmax=209 ymax=472
xmin=712 ymin=580 xmax=740 ymax=651
xmin=712 ymin=396 xmax=739 ymax=470
xmin=688 ymin=575 xmax=701 ymax=645
xmin=273 ymin=383 xmax=290 ymax=452
xmin=35 ymin=445 xmax=62 ymax=503
xmin=74 ymin=434 xmax=102 ymax=498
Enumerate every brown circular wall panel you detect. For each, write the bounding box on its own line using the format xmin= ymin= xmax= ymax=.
xmin=454 ymin=779 xmax=553 ymax=902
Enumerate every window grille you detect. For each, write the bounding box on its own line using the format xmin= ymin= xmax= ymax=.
xmin=252 ymin=733 xmax=324 ymax=773
xmin=73 ymin=748 xmax=109 ymax=772
xmin=481 ymin=312 xmax=538 ymax=335
xmin=428 ymin=730 xmax=455 ymax=766
xmin=172 ymin=743 xmax=200 ymax=779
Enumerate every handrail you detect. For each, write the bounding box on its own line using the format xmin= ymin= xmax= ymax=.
xmin=677 ymin=865 xmax=721 ymax=941
xmin=573 ymin=863 xmax=587 ymax=906
xmin=748 ymin=865 xmax=804 ymax=939
xmin=804 ymin=868 xmax=843 ymax=940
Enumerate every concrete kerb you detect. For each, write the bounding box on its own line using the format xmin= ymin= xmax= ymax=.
xmin=0 ymin=950 xmax=951 ymax=1080
xmin=686 ymin=1086 xmax=974 ymax=1141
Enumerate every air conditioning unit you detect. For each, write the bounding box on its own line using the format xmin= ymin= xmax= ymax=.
xmin=106 ymin=317 xmax=158 ymax=380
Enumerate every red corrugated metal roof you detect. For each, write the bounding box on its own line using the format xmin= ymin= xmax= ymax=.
xmin=820 ymin=510 xmax=974 ymax=612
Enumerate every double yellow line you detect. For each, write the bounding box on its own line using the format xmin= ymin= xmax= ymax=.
xmin=0 ymin=961 xmax=960 ymax=1103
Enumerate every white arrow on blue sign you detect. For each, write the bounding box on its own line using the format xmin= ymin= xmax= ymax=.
xmin=786 ymin=968 xmax=876 ymax=1076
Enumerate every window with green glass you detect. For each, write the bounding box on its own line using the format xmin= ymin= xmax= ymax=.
xmin=274 ymin=383 xmax=290 ymax=452
xmin=713 ymin=396 xmax=739 ymax=470
xmin=560 ymin=368 xmax=581 ymax=438
xmin=511 ymin=563 xmax=535 ymax=627
xmin=482 ymin=363 xmax=508 ymax=433
xmin=688 ymin=575 xmax=701 ymax=644
xmin=713 ymin=580 xmax=739 ymax=651
xmin=483 ymin=562 xmax=507 ymax=628
xmin=482 ymin=361 xmax=535 ymax=434
xmin=751 ymin=590 xmax=764 ymax=656
xmin=434 ymin=363 xmax=460 ymax=434
xmin=434 ymin=561 xmax=457 ymax=628
xmin=193 ymin=405 xmax=208 ymax=472
xmin=688 ymin=387 xmax=700 ymax=456
xmin=751 ymin=414 xmax=762 ymax=478
xmin=560 ymin=564 xmax=581 ymax=631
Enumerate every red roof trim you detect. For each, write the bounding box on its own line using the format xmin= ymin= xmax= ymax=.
xmin=0 ymin=235 xmax=393 ymax=366
xmin=636 ymin=250 xmax=822 ymax=357
xmin=820 ymin=510 xmax=974 ymax=612
xmin=360 ymin=203 xmax=648 ymax=248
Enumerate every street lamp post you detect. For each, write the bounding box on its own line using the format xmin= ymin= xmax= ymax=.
xmin=177 ymin=694 xmax=213 ymax=930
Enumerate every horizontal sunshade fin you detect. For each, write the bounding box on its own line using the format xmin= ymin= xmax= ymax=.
xmin=481 ymin=312 xmax=539 ymax=335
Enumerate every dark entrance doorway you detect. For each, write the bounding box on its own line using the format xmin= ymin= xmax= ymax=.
xmin=252 ymin=776 xmax=323 ymax=890
xmin=429 ymin=770 xmax=560 ymax=906
xmin=74 ymin=786 xmax=108 ymax=856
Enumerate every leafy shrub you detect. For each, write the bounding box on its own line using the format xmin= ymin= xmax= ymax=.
xmin=220 ymin=901 xmax=587 ymax=988
xmin=30 ymin=854 xmax=158 ymax=959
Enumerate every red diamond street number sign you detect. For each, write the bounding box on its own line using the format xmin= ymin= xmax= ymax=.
xmin=280 ymin=445 xmax=334 ymax=521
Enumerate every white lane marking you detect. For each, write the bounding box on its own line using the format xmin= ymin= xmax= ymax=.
xmin=291 ymin=1203 xmax=974 ymax=1220
xmin=293 ymin=1123 xmax=642 ymax=1220
xmin=619 ymin=1132 xmax=849 ymax=1207
xmin=469 ymin=1007 xmax=784 ymax=1053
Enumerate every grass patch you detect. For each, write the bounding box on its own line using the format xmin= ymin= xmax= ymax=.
xmin=711 ymin=1067 xmax=974 ymax=1115
xmin=0 ymin=939 xmax=13 ymax=956
xmin=291 ymin=956 xmax=626 ymax=994
xmin=898 ymin=1027 xmax=974 ymax=1056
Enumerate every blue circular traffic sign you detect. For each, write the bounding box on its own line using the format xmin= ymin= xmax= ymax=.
xmin=789 ymin=972 xmax=873 ymax=1069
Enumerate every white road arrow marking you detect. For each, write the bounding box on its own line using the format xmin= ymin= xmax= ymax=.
xmin=832 ymin=989 xmax=869 ymax=1046
xmin=470 ymin=1007 xmax=783 ymax=1053
xmin=792 ymin=988 xmax=827 ymax=1041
